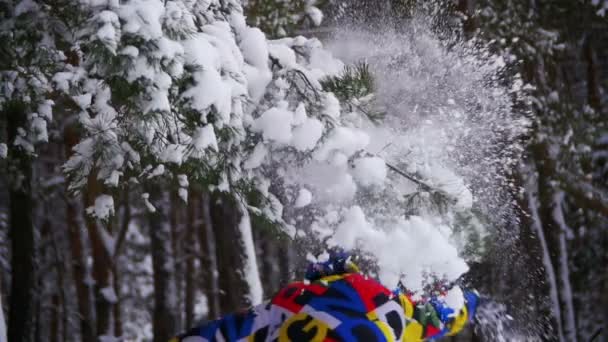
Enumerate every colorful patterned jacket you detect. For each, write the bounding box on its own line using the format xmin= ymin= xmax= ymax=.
xmin=172 ymin=272 xmax=478 ymax=342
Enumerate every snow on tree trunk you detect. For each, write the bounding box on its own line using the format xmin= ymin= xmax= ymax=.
xmin=237 ymin=205 xmax=264 ymax=306
xmin=533 ymin=141 xmax=580 ymax=342
xmin=527 ymin=189 xmax=564 ymax=342
xmin=552 ymin=192 xmax=577 ymax=342
xmin=210 ymin=193 xmax=262 ymax=312
xmin=84 ymin=173 xmax=115 ymax=339
xmin=146 ymin=184 xmax=178 ymax=342
xmin=197 ymin=192 xmax=220 ymax=319
xmin=253 ymin=228 xmax=281 ymax=295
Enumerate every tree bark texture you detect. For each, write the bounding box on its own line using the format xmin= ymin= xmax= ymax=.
xmin=147 ymin=184 xmax=178 ymax=342
xmin=209 ymin=192 xmax=252 ymax=313
xmin=84 ymin=171 xmax=115 ymax=337
xmin=197 ymin=192 xmax=220 ymax=319
xmin=64 ymin=123 xmax=98 ymax=342
xmin=6 ymin=101 xmax=37 ymax=342
xmin=533 ymin=142 xmax=577 ymax=342
xmin=185 ymin=192 xmax=197 ymax=328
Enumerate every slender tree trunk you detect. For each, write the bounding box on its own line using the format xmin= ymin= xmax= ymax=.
xmin=113 ymin=264 xmax=123 ymax=338
xmin=533 ymin=141 xmax=577 ymax=341
xmin=34 ymin=291 xmax=42 ymax=342
xmin=170 ymin=190 xmax=183 ymax=331
xmin=500 ymin=165 xmax=555 ymax=337
xmin=64 ymin=123 xmax=97 ymax=341
xmin=111 ymin=190 xmax=130 ymax=339
xmin=584 ymin=39 xmax=602 ymax=112
xmin=112 ymin=189 xmax=130 ymax=261
xmin=197 ymin=192 xmax=220 ymax=319
xmin=234 ymin=203 xmax=263 ymax=306
xmin=253 ymin=229 xmax=280 ymax=295
xmin=67 ymin=194 xmax=98 ymax=341
xmin=210 ymin=192 xmax=262 ymax=312
xmin=111 ymin=190 xmax=131 ymax=339
xmin=50 ymin=292 xmax=59 ymax=342
xmin=185 ymin=192 xmax=197 ymax=328
xmin=0 ymin=279 xmax=7 ymax=342
xmin=527 ymin=187 xmax=563 ymax=342
xmin=278 ymin=241 xmax=292 ymax=288
xmin=49 ymin=217 xmax=68 ymax=342
xmin=210 ymin=192 xmax=249 ymax=312
xmin=84 ymin=172 xmax=114 ymax=338
xmin=551 ymin=193 xmax=577 ymax=341
xmin=147 ymin=184 xmax=178 ymax=342
xmin=6 ymin=101 xmax=37 ymax=342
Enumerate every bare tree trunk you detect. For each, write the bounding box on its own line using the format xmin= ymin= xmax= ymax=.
xmin=253 ymin=228 xmax=281 ymax=295
xmin=278 ymin=241 xmax=292 ymax=288
xmin=584 ymin=39 xmax=602 ymax=112
xmin=112 ymin=190 xmax=130 ymax=339
xmin=197 ymin=192 xmax=220 ymax=319
xmin=209 ymin=192 xmax=262 ymax=312
xmin=170 ymin=190 xmax=183 ymax=331
xmin=0 ymin=279 xmax=7 ymax=342
xmin=533 ymin=142 xmax=577 ymax=342
xmin=50 ymin=292 xmax=59 ymax=342
xmin=84 ymin=172 xmax=114 ymax=338
xmin=551 ymin=193 xmax=577 ymax=342
xmin=185 ymin=192 xmax=197 ymax=328
xmin=6 ymin=101 xmax=37 ymax=342
xmin=113 ymin=264 xmax=123 ymax=338
xmin=113 ymin=190 xmax=131 ymax=262
xmin=64 ymin=123 xmax=97 ymax=342
xmin=527 ymin=188 xmax=563 ymax=342
xmin=49 ymin=217 xmax=68 ymax=342
xmin=147 ymin=184 xmax=178 ymax=342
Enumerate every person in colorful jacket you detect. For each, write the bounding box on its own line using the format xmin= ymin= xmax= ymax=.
xmin=173 ymin=251 xmax=478 ymax=342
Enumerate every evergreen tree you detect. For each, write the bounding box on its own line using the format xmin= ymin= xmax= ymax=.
xmin=474 ymin=0 xmax=608 ymax=339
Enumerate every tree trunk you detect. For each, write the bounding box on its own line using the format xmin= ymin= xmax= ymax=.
xmin=209 ymin=192 xmax=262 ymax=312
xmin=6 ymin=101 xmax=37 ymax=342
xmin=527 ymin=187 xmax=563 ymax=342
xmin=197 ymin=192 xmax=220 ymax=319
xmin=533 ymin=141 xmax=577 ymax=342
xmin=50 ymin=293 xmax=59 ymax=342
xmin=278 ymin=240 xmax=292 ymax=288
xmin=0 ymin=279 xmax=7 ymax=342
xmin=584 ymin=39 xmax=602 ymax=112
xmin=147 ymin=184 xmax=178 ymax=342
xmin=170 ymin=190 xmax=183 ymax=331
xmin=84 ymin=172 xmax=114 ymax=338
xmin=112 ymin=190 xmax=130 ymax=339
xmin=49 ymin=217 xmax=68 ymax=342
xmin=113 ymin=264 xmax=123 ymax=338
xmin=551 ymin=193 xmax=577 ymax=342
xmin=185 ymin=192 xmax=197 ymax=328
xmin=64 ymin=123 xmax=98 ymax=342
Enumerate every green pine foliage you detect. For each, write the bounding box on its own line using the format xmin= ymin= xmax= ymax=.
xmin=321 ymin=63 xmax=374 ymax=102
xmin=244 ymin=0 xmax=325 ymax=38
xmin=320 ymin=62 xmax=386 ymax=123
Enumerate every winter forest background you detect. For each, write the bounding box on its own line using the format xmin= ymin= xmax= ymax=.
xmin=0 ymin=0 xmax=607 ymax=341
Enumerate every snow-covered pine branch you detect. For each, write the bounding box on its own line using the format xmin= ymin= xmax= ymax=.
xmin=2 ymin=0 xmax=490 ymax=296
